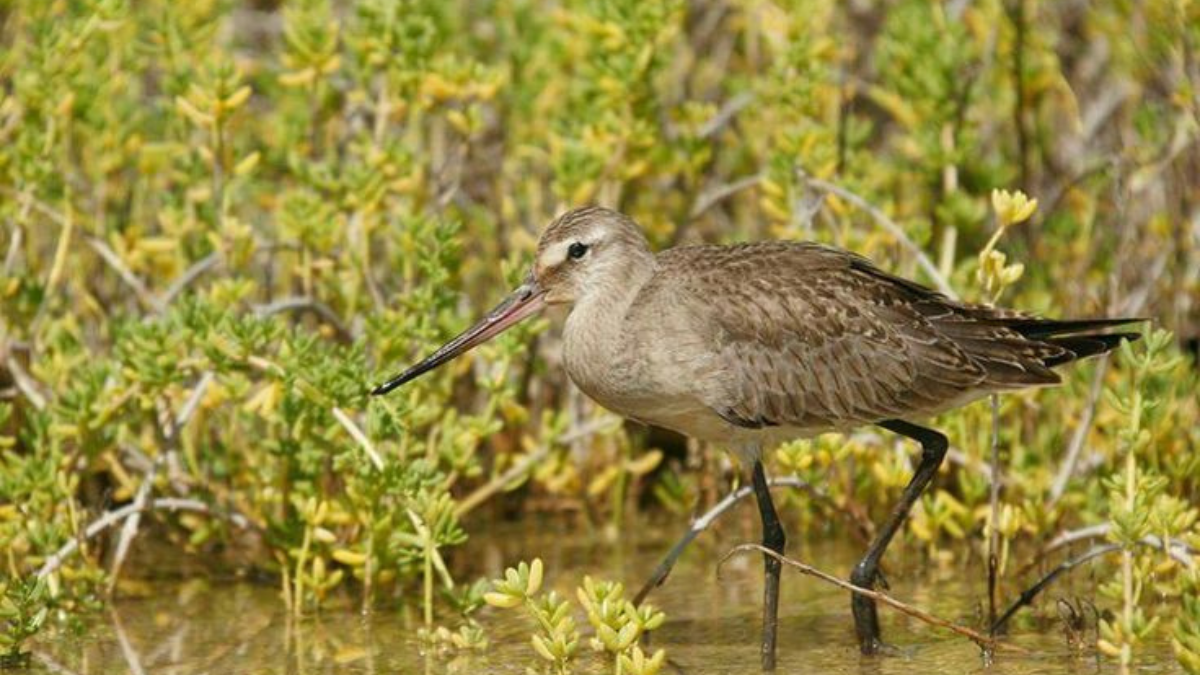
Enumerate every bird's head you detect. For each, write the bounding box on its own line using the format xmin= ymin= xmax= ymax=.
xmin=371 ymin=206 xmax=652 ymax=396
xmin=532 ymin=206 xmax=652 ymax=306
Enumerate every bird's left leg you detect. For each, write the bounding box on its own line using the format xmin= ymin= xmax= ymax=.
xmin=751 ymin=456 xmax=787 ymax=670
xmin=852 ymin=420 xmax=947 ymax=655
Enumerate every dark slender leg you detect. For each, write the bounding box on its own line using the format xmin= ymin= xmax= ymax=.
xmin=752 ymin=459 xmax=786 ymax=670
xmin=852 ymin=420 xmax=948 ymax=655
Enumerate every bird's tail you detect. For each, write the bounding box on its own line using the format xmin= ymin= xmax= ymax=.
xmin=1004 ymin=317 xmax=1145 ymax=367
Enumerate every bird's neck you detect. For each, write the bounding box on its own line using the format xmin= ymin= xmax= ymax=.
xmin=561 ymin=253 xmax=656 ymax=401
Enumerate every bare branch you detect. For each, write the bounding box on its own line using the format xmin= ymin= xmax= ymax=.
xmin=698 ymin=92 xmax=754 ymax=139
xmin=991 ymin=543 xmax=1119 ymax=635
xmin=85 ymin=236 xmax=163 ymax=313
xmin=107 ymin=454 xmax=158 ymax=593
xmin=1039 ymin=523 xmax=1197 ymax=567
xmin=176 ymin=372 xmax=214 ymax=429
xmin=719 ymin=543 xmax=1024 ymax=653
xmin=995 ymin=534 xmax=1197 ymax=634
xmin=332 ymin=406 xmax=384 ymax=471
xmin=690 ymin=173 xmax=764 ymax=219
xmin=254 ymin=296 xmax=353 ymax=343
xmin=4 ymin=353 xmax=47 ymax=410
xmin=33 ymin=652 xmax=81 ymax=675
xmin=110 ymin=610 xmax=147 ymax=675
xmin=634 ymin=476 xmax=814 ymax=606
xmin=454 ymin=416 xmax=621 ymax=518
xmin=1048 ymin=360 xmax=1107 ymax=505
xmin=986 ymin=394 xmax=1002 ymax=626
xmin=159 ymin=253 xmax=221 ymax=308
xmin=37 ymin=498 xmax=254 ymax=580
xmin=806 ymin=177 xmax=958 ymax=299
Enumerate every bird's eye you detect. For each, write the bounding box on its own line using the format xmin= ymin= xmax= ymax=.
xmin=568 ymin=242 xmax=589 ymax=260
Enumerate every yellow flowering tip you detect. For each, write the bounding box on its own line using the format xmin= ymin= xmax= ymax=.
xmin=174 ymin=96 xmax=213 ymax=128
xmin=421 ymin=74 xmax=459 ymax=101
xmin=977 ymin=249 xmax=1007 ymax=282
xmin=56 ymin=92 xmax=76 ymax=117
xmin=526 ymin=558 xmax=544 ymax=596
xmin=446 ymin=109 xmax=471 ymax=135
xmin=234 ymin=151 xmax=261 ymax=177
xmin=530 ymin=634 xmax=556 ymax=658
xmin=320 ymin=55 xmax=342 ymax=75
xmin=331 ymin=549 xmax=367 ymax=566
xmin=991 ymin=188 xmax=1038 ymax=227
xmin=313 ymin=526 xmax=337 ymax=544
xmin=483 ymin=591 xmax=522 ymax=609
xmin=1097 ymin=639 xmax=1123 ymax=658
xmin=279 ymin=68 xmax=316 ymax=88
xmin=999 ymin=261 xmax=1025 ymax=285
xmin=222 ymin=85 xmax=252 ymax=111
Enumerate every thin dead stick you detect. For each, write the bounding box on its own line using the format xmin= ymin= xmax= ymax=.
xmin=718 ymin=543 xmax=1026 ymax=654
xmin=4 ymin=186 xmax=229 ymax=311
xmin=37 ymin=498 xmax=253 ymax=579
xmin=85 ymin=236 xmax=163 ymax=313
xmin=160 ymin=252 xmax=221 ymax=308
xmin=107 ymin=373 xmax=213 ymax=592
xmin=254 ymin=296 xmax=354 ymax=343
xmin=332 ymin=406 xmax=384 ymax=471
xmin=806 ymin=178 xmax=958 ymax=299
xmin=690 ymin=173 xmax=765 ymax=219
xmin=1044 ymin=523 xmax=1109 ymax=552
xmin=986 ymin=394 xmax=1001 ymax=626
xmin=634 ymin=476 xmax=814 ymax=606
xmin=1048 ymin=360 xmax=1108 ymax=505
xmin=4 ymin=353 xmax=46 ymax=410
xmin=698 ymin=91 xmax=754 ymax=139
xmin=3 ymin=220 xmax=22 ymax=276
xmin=993 ymin=534 xmax=1196 ymax=634
xmin=110 ymin=609 xmax=147 ymax=675
xmin=107 ymin=452 xmax=159 ymax=593
xmin=175 ymin=372 xmax=214 ymax=429
xmin=991 ymin=543 xmax=1119 ymax=635
xmin=945 ymin=447 xmax=1002 ymax=484
xmin=455 ymin=416 xmax=621 ymax=517
xmin=33 ymin=652 xmax=81 ymax=675
xmin=455 ymin=444 xmax=550 ymax=518
xmin=1035 ymin=524 xmax=1197 ymax=568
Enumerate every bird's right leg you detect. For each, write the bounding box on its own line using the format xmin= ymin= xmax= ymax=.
xmin=851 ymin=420 xmax=948 ymax=654
xmin=751 ymin=457 xmax=786 ymax=671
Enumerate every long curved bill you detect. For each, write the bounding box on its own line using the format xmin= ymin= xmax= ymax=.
xmin=370 ymin=276 xmax=546 ymax=396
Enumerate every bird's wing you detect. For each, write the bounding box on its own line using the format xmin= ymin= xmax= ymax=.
xmin=648 ymin=243 xmax=994 ymax=429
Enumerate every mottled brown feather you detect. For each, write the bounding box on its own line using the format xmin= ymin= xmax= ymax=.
xmin=531 ymin=207 xmax=1142 ymax=448
xmin=625 ymin=241 xmax=1100 ymax=430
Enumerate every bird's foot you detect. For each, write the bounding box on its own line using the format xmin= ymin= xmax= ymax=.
xmin=858 ymin=637 xmax=903 ymax=657
xmin=873 ymin=568 xmax=890 ymax=591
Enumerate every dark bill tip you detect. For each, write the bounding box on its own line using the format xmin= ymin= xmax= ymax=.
xmin=369 ymin=278 xmax=545 ymax=397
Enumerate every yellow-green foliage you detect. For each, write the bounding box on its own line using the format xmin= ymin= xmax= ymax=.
xmin=0 ymin=0 xmax=1198 ymax=666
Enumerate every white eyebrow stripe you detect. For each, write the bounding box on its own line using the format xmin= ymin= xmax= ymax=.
xmin=541 ymin=228 xmax=599 ymax=268
xmin=542 ymin=240 xmax=573 ymax=268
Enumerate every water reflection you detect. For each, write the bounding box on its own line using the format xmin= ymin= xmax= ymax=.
xmin=28 ymin=518 xmax=1182 ymax=674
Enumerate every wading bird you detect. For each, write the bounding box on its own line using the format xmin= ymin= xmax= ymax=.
xmin=371 ymin=206 xmax=1139 ymax=669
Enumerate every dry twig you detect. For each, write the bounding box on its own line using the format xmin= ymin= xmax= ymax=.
xmin=37 ymin=498 xmax=253 ymax=580
xmin=806 ymin=177 xmax=958 ymax=298
xmin=718 ymin=543 xmax=1026 ymax=654
xmin=634 ymin=476 xmax=815 ymax=606
xmin=332 ymin=406 xmax=384 ymax=471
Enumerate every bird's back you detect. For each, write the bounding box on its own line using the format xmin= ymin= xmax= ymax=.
xmin=618 ymin=241 xmax=1137 ymax=442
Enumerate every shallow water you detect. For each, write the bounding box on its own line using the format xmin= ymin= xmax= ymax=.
xmin=27 ymin=517 xmax=1182 ymax=674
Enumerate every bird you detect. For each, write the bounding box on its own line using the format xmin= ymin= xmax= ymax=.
xmin=371 ymin=205 xmax=1141 ymax=669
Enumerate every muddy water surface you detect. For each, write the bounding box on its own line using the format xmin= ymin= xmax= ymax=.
xmin=28 ymin=518 xmax=1183 ymax=674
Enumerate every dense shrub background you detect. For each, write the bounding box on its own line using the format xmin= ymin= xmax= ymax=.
xmin=1 ymin=0 xmax=1198 ymax=667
